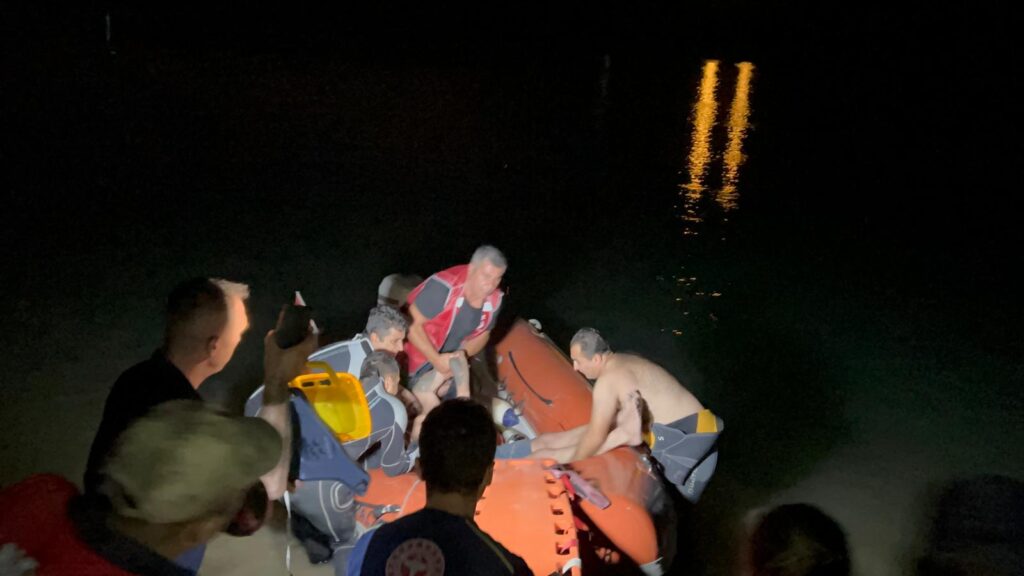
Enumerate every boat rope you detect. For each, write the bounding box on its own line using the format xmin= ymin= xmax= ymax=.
xmin=508 ymin=350 xmax=553 ymax=406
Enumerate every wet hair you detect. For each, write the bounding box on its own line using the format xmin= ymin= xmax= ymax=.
xmin=365 ymin=305 xmax=408 ymax=340
xmin=418 ymin=399 xmax=497 ymax=496
xmin=164 ymin=278 xmax=249 ymax=347
xmin=359 ymin=350 xmax=400 ymax=382
xmin=748 ymin=504 xmax=851 ymax=576
xmin=571 ymin=327 xmax=611 ymax=358
xmin=470 ymin=245 xmax=507 ymax=269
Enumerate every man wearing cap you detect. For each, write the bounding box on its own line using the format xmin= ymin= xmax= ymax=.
xmin=0 ymin=399 xmax=288 ymax=575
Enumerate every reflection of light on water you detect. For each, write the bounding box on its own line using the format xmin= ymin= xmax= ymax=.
xmin=681 ymin=60 xmax=720 ymax=203
xmin=671 ymin=61 xmax=755 ymax=328
xmin=718 ymin=62 xmax=754 ymax=211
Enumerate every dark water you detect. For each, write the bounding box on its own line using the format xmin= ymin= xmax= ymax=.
xmin=2 ymin=3 xmax=1020 ymax=574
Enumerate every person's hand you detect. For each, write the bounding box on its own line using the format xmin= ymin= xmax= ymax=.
xmin=0 ymin=543 xmax=37 ymax=576
xmin=435 ymin=349 xmax=467 ymax=378
xmin=434 ymin=352 xmax=454 ymax=377
xmin=263 ymin=310 xmax=318 ymax=405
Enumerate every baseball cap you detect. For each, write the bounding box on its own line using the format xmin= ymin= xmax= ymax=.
xmin=101 ymin=400 xmax=281 ymax=524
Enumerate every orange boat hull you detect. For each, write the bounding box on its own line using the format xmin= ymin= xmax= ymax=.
xmin=356 ymin=319 xmax=672 ymax=575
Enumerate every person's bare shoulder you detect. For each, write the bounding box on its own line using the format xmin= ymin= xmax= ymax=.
xmin=596 ymin=364 xmax=635 ymax=395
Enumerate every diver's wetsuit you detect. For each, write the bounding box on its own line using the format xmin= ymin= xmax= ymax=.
xmin=649 ymin=411 xmax=722 ymax=503
xmin=309 ymin=335 xmax=374 ymax=376
xmin=341 ymin=377 xmax=418 ymax=477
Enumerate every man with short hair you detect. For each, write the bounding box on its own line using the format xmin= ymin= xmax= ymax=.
xmin=497 ymin=328 xmax=720 ymax=501
xmin=310 ymin=305 xmax=409 ymax=376
xmin=0 ymin=399 xmax=299 ymax=574
xmin=403 ymin=245 xmax=506 ymax=439
xmin=85 ymin=277 xmax=253 ymax=493
xmin=347 ymin=399 xmax=533 ymax=576
xmin=83 ymin=277 xmax=310 ymax=571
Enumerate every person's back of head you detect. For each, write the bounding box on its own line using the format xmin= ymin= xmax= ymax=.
xmin=419 ymin=399 xmax=497 ymax=498
xmin=360 ymin=350 xmax=401 ymax=383
xmin=746 ymin=504 xmax=850 ymax=576
xmin=99 ymin=400 xmax=281 ymax=553
xmin=917 ymin=475 xmax=1024 ymax=576
xmin=164 ymin=277 xmax=249 ymax=361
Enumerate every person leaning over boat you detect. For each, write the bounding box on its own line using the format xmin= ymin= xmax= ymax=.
xmin=402 ymin=245 xmax=506 ymax=440
xmin=84 ymin=277 xmax=314 ymax=571
xmin=346 ymin=399 xmax=533 ymax=576
xmin=285 ymin=351 xmax=421 ymax=572
xmin=497 ymin=328 xmax=721 ymax=502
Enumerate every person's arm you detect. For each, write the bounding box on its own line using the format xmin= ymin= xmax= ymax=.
xmin=448 ymin=351 xmax=471 ymax=398
xmin=397 ymin=388 xmax=422 ymax=416
xmin=460 ymin=329 xmax=491 ymax=359
xmin=407 ymin=303 xmax=455 ymax=377
xmin=258 ymin=324 xmax=317 ymax=501
xmin=570 ymin=375 xmax=620 ymax=462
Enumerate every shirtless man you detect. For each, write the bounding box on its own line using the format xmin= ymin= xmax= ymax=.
xmin=508 ymin=328 xmax=722 ymax=501
xmin=531 ymin=327 xmax=704 ymax=460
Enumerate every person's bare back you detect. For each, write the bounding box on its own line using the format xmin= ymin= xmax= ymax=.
xmin=519 ymin=329 xmax=707 ymax=464
xmin=600 ymin=353 xmax=703 ymax=425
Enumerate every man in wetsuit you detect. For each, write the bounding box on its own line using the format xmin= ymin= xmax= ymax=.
xmin=345 ymin=351 xmax=419 ymax=476
xmin=287 ymin=352 xmax=420 ymax=573
xmin=307 ymin=305 xmax=421 ymax=416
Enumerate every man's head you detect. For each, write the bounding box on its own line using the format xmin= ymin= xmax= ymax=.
xmin=360 ymin=350 xmax=402 ymax=396
xmin=164 ymin=278 xmax=250 ymax=374
xmin=570 ymin=327 xmax=612 ymax=380
xmin=743 ymin=504 xmax=850 ymax=576
xmin=377 ymin=273 xmax=423 ymax=308
xmin=465 ymin=245 xmax=507 ymax=301
xmin=365 ymin=305 xmax=408 ymax=356
xmin=419 ymin=399 xmax=497 ymax=500
xmin=100 ymin=400 xmax=281 ymax=552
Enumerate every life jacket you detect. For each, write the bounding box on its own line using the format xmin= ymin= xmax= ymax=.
xmin=403 ymin=264 xmax=503 ymax=375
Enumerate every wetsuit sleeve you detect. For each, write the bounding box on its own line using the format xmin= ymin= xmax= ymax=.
xmin=410 ymin=278 xmax=450 ymax=320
